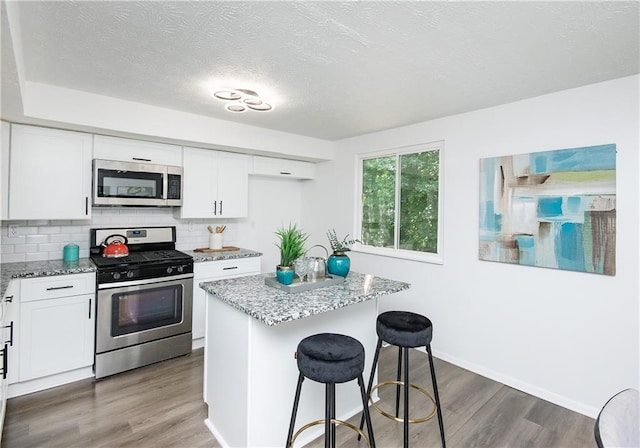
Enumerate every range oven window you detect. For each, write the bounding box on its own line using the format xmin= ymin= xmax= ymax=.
xmin=97 ymin=168 xmax=163 ymax=199
xmin=111 ymin=285 xmax=183 ymax=336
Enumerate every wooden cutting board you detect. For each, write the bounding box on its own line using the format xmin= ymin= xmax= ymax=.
xmin=194 ymin=246 xmax=241 ymax=253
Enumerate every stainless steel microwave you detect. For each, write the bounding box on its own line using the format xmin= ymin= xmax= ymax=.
xmin=93 ymin=159 xmax=182 ymax=207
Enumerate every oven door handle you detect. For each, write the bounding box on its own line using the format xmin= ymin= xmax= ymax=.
xmin=98 ymin=273 xmax=194 ymax=290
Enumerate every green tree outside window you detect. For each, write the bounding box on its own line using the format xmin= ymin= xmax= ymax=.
xmin=361 ymin=146 xmax=440 ymax=254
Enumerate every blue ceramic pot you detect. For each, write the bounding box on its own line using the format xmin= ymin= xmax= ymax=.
xmin=276 ymin=266 xmax=295 ymax=285
xmin=327 ymin=252 xmax=350 ymax=277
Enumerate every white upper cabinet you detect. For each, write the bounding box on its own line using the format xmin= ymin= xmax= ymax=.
xmin=1 ymin=121 xmax=10 ymax=220
xmin=8 ymin=124 xmax=92 ymax=220
xmin=93 ymin=135 xmax=182 ymax=166
xmin=176 ymin=147 xmax=249 ymax=219
xmin=251 ymin=155 xmax=315 ymax=180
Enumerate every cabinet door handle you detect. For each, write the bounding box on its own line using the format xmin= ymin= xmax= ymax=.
xmin=213 ymin=201 xmax=217 ymax=215
xmin=4 ymin=295 xmax=13 ymax=303
xmin=89 ymin=298 xmax=92 ymax=319
xmin=132 ymin=157 xmax=152 ymax=162
xmin=219 ymin=201 xmax=223 ymax=215
xmin=46 ymin=285 xmax=74 ymax=291
xmin=280 ymin=172 xmax=292 ymax=175
xmin=1 ymin=344 xmax=7 ymax=380
xmin=4 ymin=321 xmax=13 ymax=347
xmin=222 ymin=266 xmax=238 ymax=270
xmin=85 ymin=196 xmax=89 ymax=215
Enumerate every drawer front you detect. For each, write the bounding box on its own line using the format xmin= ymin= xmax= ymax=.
xmin=194 ymin=257 xmax=260 ymax=280
xmin=21 ymin=273 xmax=96 ymax=302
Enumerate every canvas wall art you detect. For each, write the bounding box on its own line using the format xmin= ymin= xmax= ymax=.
xmin=479 ymin=144 xmax=616 ymax=275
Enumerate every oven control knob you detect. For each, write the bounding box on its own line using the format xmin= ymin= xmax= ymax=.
xmin=112 ymin=272 xmax=121 ymax=280
xmin=126 ymin=271 xmax=134 ymax=279
xmin=166 ymin=266 xmax=173 ymax=274
xmin=177 ymin=265 xmax=184 ymax=273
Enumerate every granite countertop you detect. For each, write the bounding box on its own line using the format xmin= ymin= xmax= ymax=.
xmin=200 ymin=272 xmax=410 ymax=326
xmin=0 ymin=248 xmax=262 ymax=298
xmin=184 ymin=248 xmax=262 ymax=263
xmin=0 ymin=259 xmax=97 ymax=298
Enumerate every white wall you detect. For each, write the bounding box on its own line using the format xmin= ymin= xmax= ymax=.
xmin=302 ymin=75 xmax=640 ymax=417
xmin=241 ymin=176 xmax=304 ymax=273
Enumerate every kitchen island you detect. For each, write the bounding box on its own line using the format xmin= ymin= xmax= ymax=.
xmin=200 ymin=272 xmax=410 ymax=448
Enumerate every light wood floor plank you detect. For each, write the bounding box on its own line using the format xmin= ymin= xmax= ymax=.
xmin=2 ymin=346 xmax=595 ymax=447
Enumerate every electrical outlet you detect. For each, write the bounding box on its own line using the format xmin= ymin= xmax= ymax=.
xmin=8 ymin=224 xmax=18 ymax=238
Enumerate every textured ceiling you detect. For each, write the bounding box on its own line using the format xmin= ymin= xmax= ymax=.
xmin=2 ymin=1 xmax=639 ymax=141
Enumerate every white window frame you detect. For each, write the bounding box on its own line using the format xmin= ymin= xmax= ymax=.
xmin=352 ymin=141 xmax=444 ymax=264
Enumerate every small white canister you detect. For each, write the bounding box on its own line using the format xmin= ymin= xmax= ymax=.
xmin=209 ymin=233 xmax=223 ymax=250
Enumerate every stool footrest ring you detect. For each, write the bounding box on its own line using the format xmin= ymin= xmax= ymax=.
xmin=370 ymin=380 xmax=437 ymax=423
xmin=290 ymin=418 xmax=371 ymax=447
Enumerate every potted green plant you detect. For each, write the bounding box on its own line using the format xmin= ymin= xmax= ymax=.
xmin=275 ymin=223 xmax=309 ymax=285
xmin=326 ymin=229 xmax=360 ymax=277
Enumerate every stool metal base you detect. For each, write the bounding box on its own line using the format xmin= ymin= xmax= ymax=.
xmin=359 ymin=338 xmax=446 ymax=448
xmin=290 ymin=418 xmax=371 ymax=448
xmin=370 ymin=380 xmax=437 ymax=424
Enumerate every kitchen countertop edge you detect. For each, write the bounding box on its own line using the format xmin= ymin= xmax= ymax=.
xmin=200 ymin=272 xmax=410 ymax=327
xmin=1 ymin=259 xmax=97 ymax=298
xmin=1 ymin=248 xmax=263 ymax=298
xmin=185 ymin=248 xmax=263 ymax=263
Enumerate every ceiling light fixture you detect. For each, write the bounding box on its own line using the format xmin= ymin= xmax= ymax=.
xmin=225 ymin=104 xmax=247 ymax=113
xmin=214 ymin=90 xmax=242 ymax=101
xmin=212 ymin=88 xmax=273 ymax=113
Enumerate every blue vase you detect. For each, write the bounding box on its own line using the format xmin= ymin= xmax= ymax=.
xmin=327 ymin=252 xmax=350 ymax=277
xmin=276 ymin=267 xmax=295 ymax=285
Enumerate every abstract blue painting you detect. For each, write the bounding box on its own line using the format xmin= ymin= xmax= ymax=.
xmin=479 ymin=144 xmax=616 ymax=275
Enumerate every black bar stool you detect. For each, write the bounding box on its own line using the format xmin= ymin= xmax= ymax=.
xmin=286 ymin=332 xmax=376 ymax=448
xmin=359 ymin=311 xmax=446 ymax=448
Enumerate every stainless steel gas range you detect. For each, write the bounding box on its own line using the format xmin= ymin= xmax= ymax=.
xmin=90 ymin=226 xmax=193 ymax=379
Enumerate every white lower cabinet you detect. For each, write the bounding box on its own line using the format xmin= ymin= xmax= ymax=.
xmin=1 ymin=280 xmax=19 ymax=435
xmin=19 ymin=294 xmax=94 ymax=381
xmin=2 ymin=280 xmax=19 ymax=386
xmin=8 ymin=273 xmax=95 ymax=398
xmin=193 ymin=257 xmax=261 ymax=344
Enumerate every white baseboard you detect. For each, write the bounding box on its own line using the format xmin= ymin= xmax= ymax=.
xmin=204 ymin=398 xmax=378 ymax=448
xmin=8 ymin=366 xmax=94 ymax=398
xmin=192 ymin=337 xmax=204 ymax=350
xmin=425 ymin=347 xmax=599 ymax=418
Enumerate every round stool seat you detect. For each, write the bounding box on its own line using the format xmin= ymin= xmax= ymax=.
xmin=376 ymin=311 xmax=433 ymax=348
xmin=297 ymin=333 xmax=365 ymax=384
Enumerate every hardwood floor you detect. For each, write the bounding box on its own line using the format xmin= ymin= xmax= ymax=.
xmin=2 ymin=347 xmax=596 ymax=447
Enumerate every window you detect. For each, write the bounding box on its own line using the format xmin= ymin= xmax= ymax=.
xmin=355 ymin=142 xmax=443 ymax=263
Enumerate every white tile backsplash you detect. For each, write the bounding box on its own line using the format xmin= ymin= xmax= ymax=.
xmin=25 ymin=252 xmax=51 ymax=262
xmin=14 ymin=244 xmax=37 ymax=253
xmin=0 ymin=207 xmax=240 ymax=261
xmin=1 ymin=253 xmax=26 ymax=263
xmin=26 ymin=234 xmax=49 ymax=244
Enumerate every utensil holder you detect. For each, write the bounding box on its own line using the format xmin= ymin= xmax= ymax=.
xmin=209 ymin=233 xmax=223 ymax=249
